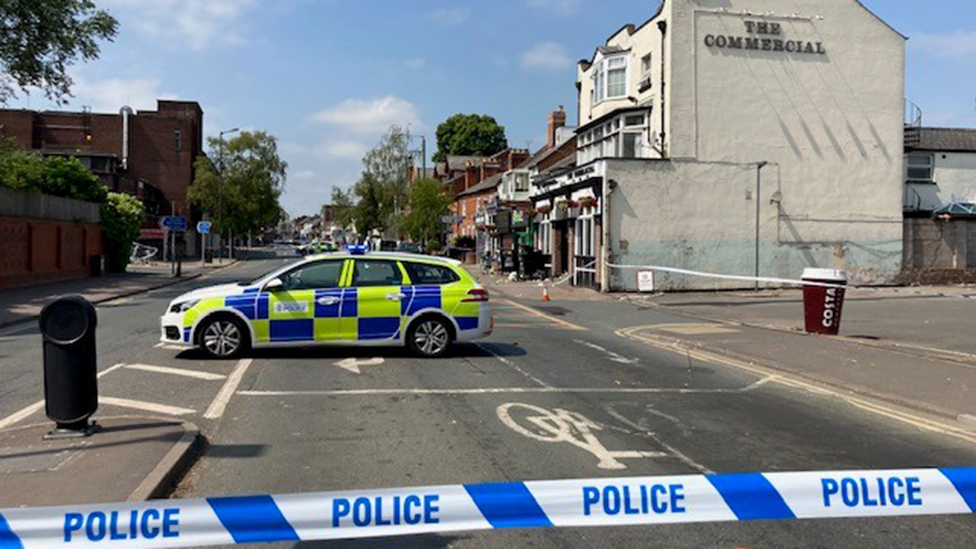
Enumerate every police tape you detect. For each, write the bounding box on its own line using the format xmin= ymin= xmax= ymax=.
xmin=607 ymin=262 xmax=850 ymax=290
xmin=1 ymin=468 xmax=975 ymax=547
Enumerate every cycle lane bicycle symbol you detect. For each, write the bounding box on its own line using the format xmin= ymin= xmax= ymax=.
xmin=496 ymin=402 xmax=668 ymax=470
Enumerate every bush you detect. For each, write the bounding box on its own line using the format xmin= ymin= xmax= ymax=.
xmin=100 ymin=192 xmax=145 ymax=273
xmin=425 ymin=240 xmax=441 ymax=255
xmin=38 ymin=156 xmax=107 ymax=203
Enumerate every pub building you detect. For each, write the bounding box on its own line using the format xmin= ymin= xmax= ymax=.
xmin=530 ymin=0 xmax=907 ymax=291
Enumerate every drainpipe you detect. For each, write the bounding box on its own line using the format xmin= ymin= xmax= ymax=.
xmin=120 ymin=106 xmax=133 ymax=170
xmin=601 ymin=177 xmax=614 ymax=292
xmin=657 ymin=20 xmax=667 ymax=158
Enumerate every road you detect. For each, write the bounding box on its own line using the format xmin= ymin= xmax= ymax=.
xmin=3 ymin=255 xmax=976 ymax=547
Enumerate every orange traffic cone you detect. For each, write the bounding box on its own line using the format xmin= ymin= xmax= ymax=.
xmin=541 ymin=282 xmax=552 ymax=302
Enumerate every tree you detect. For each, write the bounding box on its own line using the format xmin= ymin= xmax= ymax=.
xmin=402 ymin=178 xmax=450 ymax=245
xmin=331 ymin=185 xmax=355 ymax=229
xmin=361 ymin=125 xmax=412 ymax=236
xmin=0 ymin=141 xmax=106 ymax=203
xmin=188 ymin=131 xmax=287 ymax=237
xmin=0 ymin=0 xmax=119 ymax=104
xmin=432 ymin=114 xmax=508 ymax=162
xmin=100 ymin=191 xmax=145 ymax=272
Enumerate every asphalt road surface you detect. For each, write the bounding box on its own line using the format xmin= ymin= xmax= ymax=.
xmin=3 ymin=255 xmax=976 ymax=547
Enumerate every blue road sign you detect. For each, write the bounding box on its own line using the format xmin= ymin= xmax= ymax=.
xmin=159 ymin=216 xmax=187 ymax=232
xmin=197 ymin=221 xmax=213 ymax=234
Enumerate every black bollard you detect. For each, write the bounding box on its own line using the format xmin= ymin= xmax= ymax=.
xmin=39 ymin=295 xmax=100 ymax=439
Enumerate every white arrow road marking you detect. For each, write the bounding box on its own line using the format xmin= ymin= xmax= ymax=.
xmin=334 ymin=357 xmax=385 ymax=375
xmin=574 ymin=339 xmax=639 ymax=364
xmin=124 ymin=363 xmax=226 ymax=381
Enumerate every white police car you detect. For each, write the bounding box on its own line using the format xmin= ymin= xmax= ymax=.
xmin=160 ymin=249 xmax=492 ymax=359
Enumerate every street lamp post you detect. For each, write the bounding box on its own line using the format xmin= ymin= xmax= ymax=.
xmin=218 ymin=128 xmax=240 ymax=263
xmin=754 ymin=161 xmax=768 ymax=290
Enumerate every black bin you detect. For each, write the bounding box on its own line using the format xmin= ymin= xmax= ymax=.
xmin=39 ymin=295 xmax=98 ymax=435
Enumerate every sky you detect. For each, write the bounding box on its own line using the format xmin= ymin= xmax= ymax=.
xmin=8 ymin=0 xmax=976 ymax=216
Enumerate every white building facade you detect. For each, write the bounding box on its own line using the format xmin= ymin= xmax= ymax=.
xmin=532 ymin=0 xmax=907 ymax=291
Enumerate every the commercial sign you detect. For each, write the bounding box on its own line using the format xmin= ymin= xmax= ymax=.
xmin=704 ymin=19 xmax=826 ymax=55
xmin=637 ymin=270 xmax=655 ymax=293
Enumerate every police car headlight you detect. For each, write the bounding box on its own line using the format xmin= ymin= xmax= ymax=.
xmin=169 ymin=299 xmax=200 ymax=313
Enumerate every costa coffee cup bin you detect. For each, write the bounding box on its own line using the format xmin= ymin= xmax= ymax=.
xmin=801 ymin=268 xmax=847 ymax=335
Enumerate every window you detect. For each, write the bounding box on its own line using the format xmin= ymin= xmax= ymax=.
xmin=174 ymin=131 xmax=182 ymax=152
xmin=575 ymin=216 xmax=594 ymax=257
xmin=280 ymin=260 xmax=343 ymax=290
xmin=606 ymin=56 xmax=627 ymax=98
xmin=515 ymin=173 xmax=529 ymax=192
xmin=641 ymin=54 xmax=652 ymax=78
xmin=622 ymin=132 xmax=641 ymax=158
xmin=353 ymin=260 xmax=403 ymax=287
xmin=906 ymin=154 xmax=934 ymax=182
xmin=404 ymin=263 xmax=460 ymax=285
xmin=624 ymin=115 xmax=644 ymax=127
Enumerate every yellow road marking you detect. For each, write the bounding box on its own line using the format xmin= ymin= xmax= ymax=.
xmin=616 ymin=325 xmax=976 ymax=445
xmin=500 ymin=299 xmax=587 ymax=331
xmin=651 ymin=323 xmax=739 ymax=335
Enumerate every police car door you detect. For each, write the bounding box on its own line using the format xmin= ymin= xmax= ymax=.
xmin=260 ymin=259 xmax=345 ymax=344
xmin=346 ymin=259 xmax=405 ymax=341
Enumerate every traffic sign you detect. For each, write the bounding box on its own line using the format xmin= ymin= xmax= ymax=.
xmin=197 ymin=221 xmax=212 ymax=234
xmin=159 ymin=216 xmax=187 ymax=232
xmin=440 ymin=215 xmax=463 ymax=224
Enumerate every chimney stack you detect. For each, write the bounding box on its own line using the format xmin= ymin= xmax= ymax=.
xmin=547 ymin=106 xmax=567 ymax=149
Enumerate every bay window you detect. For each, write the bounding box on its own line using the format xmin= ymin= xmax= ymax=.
xmin=590 ymin=54 xmax=628 ymax=105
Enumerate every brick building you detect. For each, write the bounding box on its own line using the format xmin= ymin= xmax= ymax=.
xmin=0 ymin=100 xmax=205 ymax=246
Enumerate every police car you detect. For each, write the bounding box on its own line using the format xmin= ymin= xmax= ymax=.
xmin=160 ymin=248 xmax=492 ymax=359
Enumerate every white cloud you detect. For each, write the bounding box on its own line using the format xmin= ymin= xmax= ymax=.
xmin=403 ymin=58 xmax=427 ymax=71
xmin=101 ymin=0 xmax=259 ymax=50
xmin=525 ymin=0 xmax=585 ymax=16
xmin=291 ymin=170 xmax=317 ymax=180
xmin=428 ymin=7 xmax=469 ymax=26
xmin=521 ymin=41 xmax=572 ymax=71
xmin=314 ymin=140 xmax=369 ymax=160
xmin=72 ymin=75 xmax=176 ymax=112
xmin=310 ymin=95 xmax=423 ymax=134
xmin=912 ymin=31 xmax=976 ymax=57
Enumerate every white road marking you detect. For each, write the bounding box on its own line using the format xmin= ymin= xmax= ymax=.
xmin=603 ymin=406 xmax=712 ymax=474
xmin=476 ymin=343 xmax=551 ymax=388
xmin=574 ymin=339 xmax=639 ymax=364
xmin=154 ymin=343 xmax=185 ymax=350
xmin=497 ymin=402 xmax=667 ymax=470
xmin=333 ymin=357 xmax=385 ymax=375
xmin=0 ymin=363 xmax=127 ymax=430
xmin=123 ymin=363 xmax=226 ymax=381
xmin=100 ymin=397 xmax=196 ymax=416
xmin=204 ymin=358 xmax=253 ymax=419
xmin=237 ymin=380 xmax=773 ymax=398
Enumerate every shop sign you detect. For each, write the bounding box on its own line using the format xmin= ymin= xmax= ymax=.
xmin=704 ymin=19 xmax=826 ymax=55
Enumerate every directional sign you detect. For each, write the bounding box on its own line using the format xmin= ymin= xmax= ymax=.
xmin=440 ymin=215 xmax=463 ymax=224
xmin=159 ymin=216 xmax=187 ymax=232
xmin=196 ymin=221 xmax=212 ymax=234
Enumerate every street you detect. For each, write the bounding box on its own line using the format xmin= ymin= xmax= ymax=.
xmin=3 ymin=256 xmax=975 ymax=547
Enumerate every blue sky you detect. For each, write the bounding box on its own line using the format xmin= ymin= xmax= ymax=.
xmin=9 ymin=0 xmax=976 ymax=216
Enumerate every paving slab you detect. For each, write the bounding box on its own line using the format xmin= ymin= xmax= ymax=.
xmin=0 ymin=416 xmax=199 ymax=507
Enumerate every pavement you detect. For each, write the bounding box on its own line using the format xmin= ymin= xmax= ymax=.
xmin=2 ymin=256 xmax=976 ymax=546
xmin=0 ymin=258 xmax=239 ymax=329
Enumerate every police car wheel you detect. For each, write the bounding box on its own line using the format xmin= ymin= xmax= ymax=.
xmin=408 ymin=318 xmax=452 ymax=358
xmin=199 ymin=317 xmax=247 ymax=359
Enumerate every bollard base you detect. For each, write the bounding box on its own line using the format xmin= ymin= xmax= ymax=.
xmin=44 ymin=420 xmax=101 ymax=440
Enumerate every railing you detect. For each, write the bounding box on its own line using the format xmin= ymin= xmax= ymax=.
xmin=573 ymin=256 xmax=598 ymax=288
xmin=905 ymin=99 xmax=923 ymax=128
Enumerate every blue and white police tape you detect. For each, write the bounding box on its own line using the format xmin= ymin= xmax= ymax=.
xmin=2 ymin=468 xmax=975 ymax=547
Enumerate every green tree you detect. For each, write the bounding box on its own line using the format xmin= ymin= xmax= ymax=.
xmin=0 ymin=0 xmax=119 ymax=104
xmin=100 ymin=191 xmax=145 ymax=272
xmin=189 ymin=131 xmax=287 ymax=237
xmin=37 ymin=155 xmax=107 ymax=203
xmin=361 ymin=125 xmax=412 ymax=235
xmin=0 ymin=139 xmax=44 ymax=191
xmin=351 ymin=172 xmax=386 ymax=237
xmin=402 ymin=178 xmax=450 ymax=245
xmin=331 ymin=185 xmax=356 ymax=229
xmin=432 ymin=114 xmax=508 ymax=162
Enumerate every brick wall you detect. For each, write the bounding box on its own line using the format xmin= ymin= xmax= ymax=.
xmin=903 ymin=218 xmax=974 ymax=270
xmin=0 ymin=217 xmax=103 ymax=289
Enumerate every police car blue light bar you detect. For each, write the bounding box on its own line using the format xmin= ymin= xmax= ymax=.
xmin=345 ymin=244 xmax=367 ymax=255
xmin=1 ymin=468 xmax=974 ymax=547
